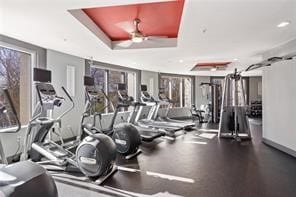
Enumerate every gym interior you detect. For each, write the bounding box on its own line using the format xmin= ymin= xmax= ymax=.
xmin=0 ymin=0 xmax=296 ymax=197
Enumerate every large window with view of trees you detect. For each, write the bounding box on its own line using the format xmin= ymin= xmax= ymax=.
xmin=90 ymin=66 xmax=136 ymax=114
xmin=159 ymin=75 xmax=193 ymax=108
xmin=0 ymin=46 xmax=31 ymax=128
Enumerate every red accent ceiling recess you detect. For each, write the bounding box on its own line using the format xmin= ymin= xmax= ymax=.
xmin=191 ymin=62 xmax=232 ymax=71
xmin=83 ymin=0 xmax=185 ymax=41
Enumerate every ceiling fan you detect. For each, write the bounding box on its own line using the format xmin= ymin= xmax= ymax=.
xmin=115 ymin=18 xmax=168 ymax=48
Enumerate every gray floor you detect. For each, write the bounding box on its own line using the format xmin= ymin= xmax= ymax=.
xmin=54 ymin=120 xmax=296 ymax=197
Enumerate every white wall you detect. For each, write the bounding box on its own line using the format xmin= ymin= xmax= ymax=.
xmin=141 ymin=70 xmax=159 ymax=97
xmin=263 ymin=58 xmax=296 ymax=152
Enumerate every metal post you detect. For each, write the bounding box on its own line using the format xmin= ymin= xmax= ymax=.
xmin=234 ymin=77 xmax=239 ymax=138
xmin=0 ymin=138 xmax=8 ymax=164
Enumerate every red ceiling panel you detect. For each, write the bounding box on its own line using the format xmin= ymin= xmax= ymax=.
xmin=191 ymin=62 xmax=232 ymax=71
xmin=83 ymin=0 xmax=185 ymax=41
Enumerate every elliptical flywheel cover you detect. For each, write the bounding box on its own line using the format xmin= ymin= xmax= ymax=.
xmin=112 ymin=123 xmax=141 ymax=155
xmin=76 ymin=134 xmax=116 ymax=178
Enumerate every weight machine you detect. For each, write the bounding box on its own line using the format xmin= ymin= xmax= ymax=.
xmin=219 ymin=52 xmax=296 ymax=141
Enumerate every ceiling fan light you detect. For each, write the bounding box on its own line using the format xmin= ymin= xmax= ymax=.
xmin=131 ymin=31 xmax=144 ymax=43
xmin=131 ymin=36 xmax=144 ymax=43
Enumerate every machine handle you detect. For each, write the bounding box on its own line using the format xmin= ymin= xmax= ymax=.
xmin=118 ymin=103 xmax=130 ymax=108
xmin=61 ymin=86 xmax=73 ymax=102
xmin=56 ymin=87 xmax=75 ymax=120
xmin=102 ymin=88 xmax=115 ymax=111
xmin=133 ymin=102 xmax=146 ymax=107
xmin=56 ymin=96 xmax=65 ymax=100
xmin=36 ymin=85 xmax=43 ymax=106
xmin=2 ymin=89 xmax=21 ymax=133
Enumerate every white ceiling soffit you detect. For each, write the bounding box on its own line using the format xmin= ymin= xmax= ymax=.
xmin=1 ymin=0 xmax=296 ymax=76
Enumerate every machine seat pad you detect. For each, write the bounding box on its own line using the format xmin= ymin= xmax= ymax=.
xmin=0 ymin=161 xmax=45 ymax=186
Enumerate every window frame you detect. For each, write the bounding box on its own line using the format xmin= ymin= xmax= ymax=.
xmin=159 ymin=73 xmax=195 ymax=108
xmin=210 ymin=76 xmax=249 ymax=105
xmin=0 ymin=41 xmax=36 ymax=127
xmin=90 ymin=64 xmax=138 ymax=114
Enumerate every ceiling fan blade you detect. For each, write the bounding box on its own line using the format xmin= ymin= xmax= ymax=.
xmin=144 ymin=36 xmax=169 ymax=43
xmin=145 ymin=36 xmax=168 ymax=40
xmin=115 ymin=21 xmax=135 ymax=33
xmin=116 ymin=40 xmax=133 ymax=48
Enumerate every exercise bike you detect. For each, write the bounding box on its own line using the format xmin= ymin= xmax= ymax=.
xmin=0 ymin=88 xmax=58 ymax=197
xmin=20 ymin=68 xmax=117 ymax=184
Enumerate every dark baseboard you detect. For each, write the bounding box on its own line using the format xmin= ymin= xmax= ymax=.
xmin=262 ymin=137 xmax=296 ymax=158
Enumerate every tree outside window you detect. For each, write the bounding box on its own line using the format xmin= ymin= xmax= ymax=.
xmin=90 ymin=67 xmax=135 ymax=114
xmin=0 ymin=46 xmax=31 ymax=127
xmin=160 ymin=75 xmax=192 ymax=108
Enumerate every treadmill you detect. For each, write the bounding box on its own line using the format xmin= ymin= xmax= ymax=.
xmin=134 ymin=85 xmax=184 ymax=133
xmin=152 ymin=87 xmax=196 ymax=130
xmin=116 ymin=83 xmax=166 ymax=141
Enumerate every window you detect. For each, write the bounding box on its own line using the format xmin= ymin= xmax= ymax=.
xmin=108 ymin=70 xmax=126 ymax=111
xmin=90 ymin=66 xmax=136 ymax=113
xmin=212 ymin=77 xmax=249 ymax=106
xmin=159 ymin=75 xmax=193 ymax=108
xmin=90 ymin=67 xmax=107 ymax=114
xmin=0 ymin=46 xmax=31 ymax=127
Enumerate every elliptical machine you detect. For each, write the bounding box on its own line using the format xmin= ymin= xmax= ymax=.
xmin=21 ymin=68 xmax=117 ymax=183
xmin=0 ymin=88 xmax=58 ymax=197
xmin=82 ymin=76 xmax=142 ymax=160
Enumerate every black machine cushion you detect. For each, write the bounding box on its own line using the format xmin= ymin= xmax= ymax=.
xmin=0 ymin=161 xmax=58 ymax=197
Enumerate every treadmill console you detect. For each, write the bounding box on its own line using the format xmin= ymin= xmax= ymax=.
xmin=140 ymin=84 xmax=155 ymax=102
xmin=117 ymin=83 xmax=134 ymax=104
xmin=159 ymin=88 xmax=170 ymax=102
xmin=84 ymin=76 xmax=104 ymax=103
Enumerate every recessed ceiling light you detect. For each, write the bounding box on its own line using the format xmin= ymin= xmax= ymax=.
xmin=211 ymin=67 xmax=217 ymax=71
xmin=277 ymin=21 xmax=290 ymax=28
xmin=179 ymin=59 xmax=184 ymax=63
xmin=233 ymin=58 xmax=238 ymax=61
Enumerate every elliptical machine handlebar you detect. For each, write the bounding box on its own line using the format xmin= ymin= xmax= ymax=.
xmin=0 ymin=89 xmax=21 ymax=133
xmin=36 ymin=85 xmax=43 ymax=106
xmin=61 ymin=86 xmax=73 ymax=102
xmin=101 ymin=88 xmax=115 ymax=112
xmin=133 ymin=102 xmax=146 ymax=107
xmin=57 ymin=86 xmax=75 ymax=120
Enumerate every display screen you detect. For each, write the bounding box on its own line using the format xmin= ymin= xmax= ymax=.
xmin=33 ymin=68 xmax=51 ymax=83
xmin=141 ymin=85 xmax=147 ymax=91
xmin=117 ymin=83 xmax=126 ymax=91
xmin=84 ymin=76 xmax=95 ymax=86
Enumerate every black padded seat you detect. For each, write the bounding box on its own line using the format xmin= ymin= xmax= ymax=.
xmin=0 ymin=161 xmax=58 ymax=197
